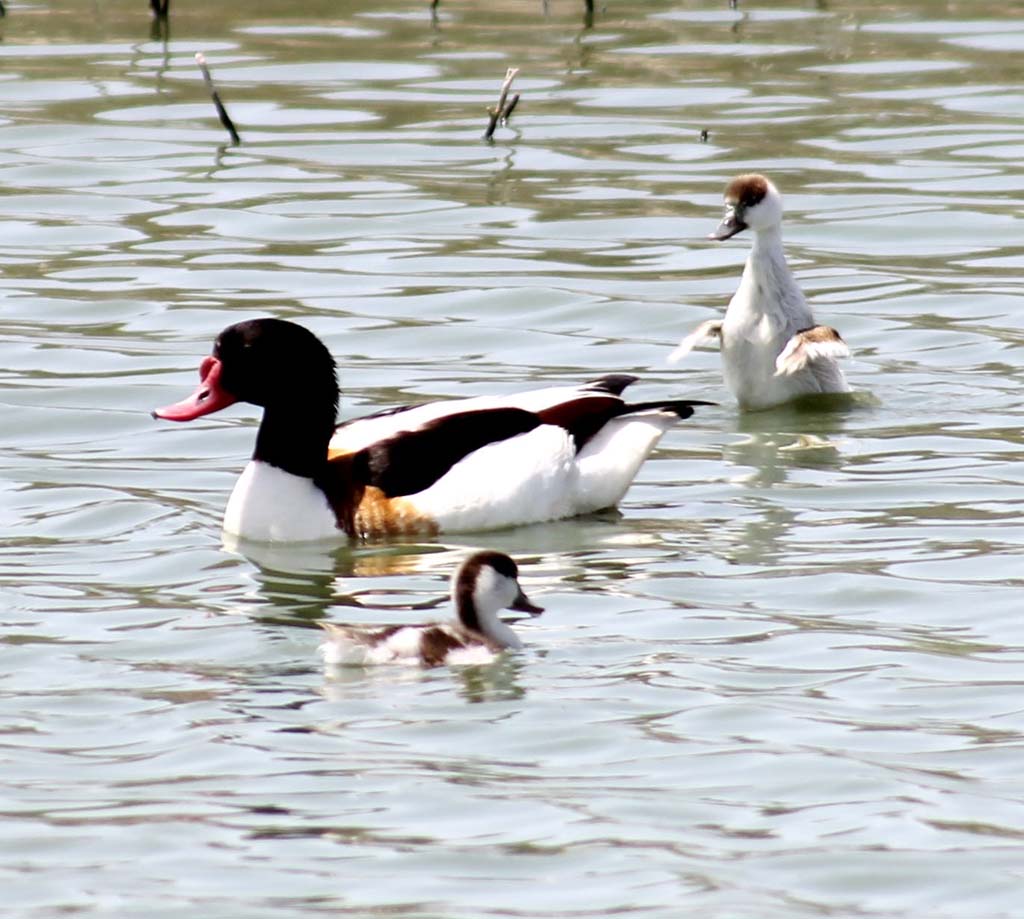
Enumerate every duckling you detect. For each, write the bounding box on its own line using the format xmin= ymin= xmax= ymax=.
xmin=671 ymin=174 xmax=850 ymax=410
xmin=319 ymin=551 xmax=542 ymax=667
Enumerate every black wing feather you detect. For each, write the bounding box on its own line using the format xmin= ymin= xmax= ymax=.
xmin=617 ymin=398 xmax=715 ymax=420
xmin=360 ymin=407 xmax=541 ymax=498
xmin=537 ymin=396 xmax=714 ymax=451
xmin=536 ymin=396 xmax=624 ymax=452
xmin=582 ymin=374 xmax=639 ymax=396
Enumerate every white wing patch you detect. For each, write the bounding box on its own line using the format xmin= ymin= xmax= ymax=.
xmin=668 ymin=320 xmax=723 ymax=364
xmin=319 ymin=622 xmax=501 ymax=668
xmin=775 ymin=326 xmax=850 ymax=377
xmin=330 ymin=385 xmax=619 ymax=455
xmin=410 ymin=425 xmax=578 ymax=532
xmin=319 ymin=625 xmax=430 ymax=667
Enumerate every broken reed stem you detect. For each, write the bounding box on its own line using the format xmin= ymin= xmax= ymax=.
xmin=483 ymin=67 xmax=520 ymax=141
xmin=501 ymin=93 xmax=520 ymax=123
xmin=195 ymin=52 xmax=241 ymax=146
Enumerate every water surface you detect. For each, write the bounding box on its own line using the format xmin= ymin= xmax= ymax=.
xmin=3 ymin=1 xmax=1024 ymax=916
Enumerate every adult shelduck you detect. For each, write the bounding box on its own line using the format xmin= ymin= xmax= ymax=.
xmin=670 ymin=174 xmax=851 ymax=410
xmin=154 ymin=318 xmax=711 ymax=542
xmin=319 ymin=550 xmax=542 ymax=667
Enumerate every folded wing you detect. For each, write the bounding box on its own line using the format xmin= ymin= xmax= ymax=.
xmin=775 ymin=326 xmax=849 ymax=376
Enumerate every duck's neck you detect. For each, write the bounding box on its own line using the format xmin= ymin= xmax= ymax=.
xmin=738 ymin=224 xmax=809 ymax=324
xmin=749 ymin=223 xmax=785 ymax=262
xmin=253 ymin=402 xmax=336 ymax=480
xmin=456 ymin=597 xmax=522 ymax=650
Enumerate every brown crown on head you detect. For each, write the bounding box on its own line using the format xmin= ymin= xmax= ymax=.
xmin=724 ymin=174 xmax=770 ymax=210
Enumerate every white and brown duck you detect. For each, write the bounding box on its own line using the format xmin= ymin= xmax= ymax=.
xmin=154 ymin=318 xmax=712 ymax=542
xmin=670 ymin=174 xmax=851 ymax=410
xmin=319 ymin=550 xmax=543 ymax=667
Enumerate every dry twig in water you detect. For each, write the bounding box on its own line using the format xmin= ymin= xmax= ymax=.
xmin=483 ymin=67 xmax=520 ymax=141
xmin=149 ymin=0 xmax=170 ymax=41
xmin=195 ymin=52 xmax=241 ymax=146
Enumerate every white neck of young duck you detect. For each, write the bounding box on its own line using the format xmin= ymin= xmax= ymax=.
xmin=749 ymin=220 xmax=784 ymax=259
xmin=453 ymin=567 xmax=524 ymax=650
xmin=735 ymin=221 xmax=813 ymax=329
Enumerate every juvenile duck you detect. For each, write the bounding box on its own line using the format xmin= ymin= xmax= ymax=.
xmin=319 ymin=551 xmax=543 ymax=667
xmin=670 ymin=174 xmax=850 ymax=410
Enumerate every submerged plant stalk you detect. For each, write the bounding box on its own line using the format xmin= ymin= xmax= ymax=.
xmin=195 ymin=52 xmax=241 ymax=146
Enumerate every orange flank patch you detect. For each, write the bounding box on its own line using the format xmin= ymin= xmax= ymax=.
xmin=324 ymin=447 xmax=439 ymax=537
xmin=354 ymin=486 xmax=440 ymax=538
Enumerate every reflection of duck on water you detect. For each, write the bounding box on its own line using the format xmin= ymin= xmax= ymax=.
xmin=319 ymin=551 xmax=543 ymax=668
xmin=671 ymin=174 xmax=852 ymax=411
xmin=715 ymin=405 xmax=852 ymax=566
xmin=155 ymin=318 xmax=711 ymax=542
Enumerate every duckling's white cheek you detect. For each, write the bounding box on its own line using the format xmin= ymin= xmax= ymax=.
xmin=473 ymin=567 xmax=510 ymax=611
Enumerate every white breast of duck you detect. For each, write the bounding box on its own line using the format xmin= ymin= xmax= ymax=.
xmin=671 ymin=174 xmax=850 ymax=412
xmin=319 ymin=550 xmax=543 ymax=667
xmin=154 ymin=319 xmax=712 ymax=543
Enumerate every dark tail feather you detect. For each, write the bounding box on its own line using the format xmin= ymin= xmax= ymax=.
xmin=537 ymin=394 xmax=714 ymax=453
xmin=582 ymin=373 xmax=639 ymax=396
xmin=617 ymin=399 xmax=716 ymax=420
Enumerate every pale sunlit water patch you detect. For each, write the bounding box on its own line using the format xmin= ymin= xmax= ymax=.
xmin=940 ymin=92 xmax=1024 ymax=118
xmin=942 ymin=33 xmax=1024 ymax=52
xmin=617 ymin=42 xmax=816 ymax=57
xmin=806 ymin=59 xmax=968 ymax=76
xmin=563 ymin=85 xmax=748 ymax=109
xmin=236 ymin=25 xmax=386 ymax=39
xmin=193 ymin=60 xmax=440 ymax=84
xmin=0 ymin=42 xmax=141 ymax=58
xmin=807 ymin=125 xmax=1022 ymax=156
xmin=2 ymin=79 xmax=151 ymax=105
xmin=97 ymin=101 xmax=379 ymax=126
xmin=857 ymin=20 xmax=1024 ymax=35
xmin=652 ymin=9 xmax=826 ymax=24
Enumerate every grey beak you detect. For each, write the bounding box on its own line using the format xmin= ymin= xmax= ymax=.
xmin=709 ymin=208 xmax=747 ymax=241
xmin=509 ymin=588 xmax=544 ymax=616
